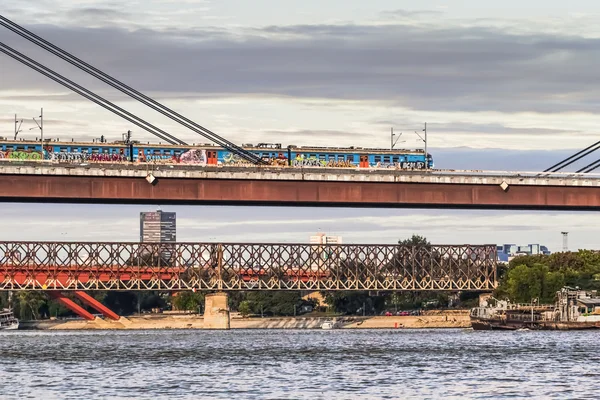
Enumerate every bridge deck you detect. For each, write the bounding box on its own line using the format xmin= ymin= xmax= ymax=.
xmin=0 ymin=162 xmax=599 ymax=209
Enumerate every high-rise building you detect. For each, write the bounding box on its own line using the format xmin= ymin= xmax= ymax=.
xmin=496 ymin=243 xmax=551 ymax=262
xmin=310 ymin=232 xmax=342 ymax=245
xmin=140 ymin=210 xmax=176 ymax=243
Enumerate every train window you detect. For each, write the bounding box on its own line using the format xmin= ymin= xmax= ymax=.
xmin=346 ymin=155 xmax=354 ymax=162
xmin=383 ymin=156 xmax=391 ymax=163
xmin=392 ymin=156 xmax=399 ymax=163
xmin=319 ymin=154 xmax=326 ymax=160
xmin=92 ymin=148 xmax=100 ymax=154
xmin=310 ymin=154 xmax=316 ymax=158
xmin=16 ymin=146 xmax=25 ymax=151
xmin=374 ymin=155 xmax=381 ymax=162
xmin=328 ymin=154 xmax=335 ymax=160
xmin=60 ymin=147 xmax=68 ymax=153
xmin=153 ymin=150 xmax=161 ymax=155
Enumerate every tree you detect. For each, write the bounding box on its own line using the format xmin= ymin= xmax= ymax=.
xmin=398 ymin=234 xmax=431 ymax=247
xmin=14 ymin=291 xmax=46 ymax=320
xmin=173 ymin=291 xmax=205 ymax=312
xmin=238 ymin=300 xmax=252 ymax=317
xmin=503 ymin=263 xmax=565 ymax=304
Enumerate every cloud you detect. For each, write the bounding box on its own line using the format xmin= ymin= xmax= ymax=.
xmin=379 ymin=9 xmax=444 ymax=20
xmin=2 ymin=20 xmax=600 ymax=116
xmin=264 ymin=129 xmax=364 ymax=139
xmin=0 ymin=203 xmax=597 ymax=251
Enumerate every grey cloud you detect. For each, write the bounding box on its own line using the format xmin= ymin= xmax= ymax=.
xmin=3 ymin=20 xmax=600 ymax=114
xmin=374 ymin=120 xmax=579 ymax=136
xmin=66 ymin=7 xmax=131 ymax=21
xmin=380 ymin=9 xmax=444 ymax=19
xmin=264 ymin=129 xmax=365 ymax=139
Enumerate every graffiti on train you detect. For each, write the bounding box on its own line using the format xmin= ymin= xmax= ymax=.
xmin=179 ymin=149 xmax=206 ymax=165
xmin=292 ymin=156 xmax=356 ymax=168
xmin=0 ymin=150 xmax=43 ymax=160
xmin=48 ymin=152 xmax=128 ymax=162
xmin=222 ymin=152 xmax=247 ymax=166
xmin=375 ymin=161 xmax=426 ymax=170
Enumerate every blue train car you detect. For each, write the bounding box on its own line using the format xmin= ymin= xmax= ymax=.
xmin=0 ymin=139 xmax=433 ymax=169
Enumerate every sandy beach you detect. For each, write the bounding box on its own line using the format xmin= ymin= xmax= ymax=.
xmin=22 ymin=310 xmax=471 ymax=330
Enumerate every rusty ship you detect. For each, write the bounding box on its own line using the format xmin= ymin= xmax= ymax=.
xmin=470 ymin=287 xmax=600 ymax=330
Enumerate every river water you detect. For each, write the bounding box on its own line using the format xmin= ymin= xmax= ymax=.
xmin=0 ymin=329 xmax=598 ymax=399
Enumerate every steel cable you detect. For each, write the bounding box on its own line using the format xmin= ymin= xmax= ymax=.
xmin=0 ymin=15 xmax=264 ymax=164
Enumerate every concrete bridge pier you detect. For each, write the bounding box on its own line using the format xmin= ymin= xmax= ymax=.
xmin=203 ymin=292 xmax=230 ymax=330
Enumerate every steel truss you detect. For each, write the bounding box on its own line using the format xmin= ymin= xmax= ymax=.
xmin=0 ymin=242 xmax=497 ymax=291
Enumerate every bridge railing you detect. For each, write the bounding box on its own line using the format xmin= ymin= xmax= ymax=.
xmin=0 ymin=241 xmax=497 ymax=291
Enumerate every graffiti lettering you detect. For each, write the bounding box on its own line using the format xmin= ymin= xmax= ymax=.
xmin=222 ymin=152 xmax=252 ymax=166
xmin=0 ymin=150 xmax=43 ymax=160
xmin=48 ymin=152 xmax=128 ymax=163
xmin=400 ymin=161 xmax=425 ymax=170
xmin=179 ymin=149 xmax=206 ymax=165
xmin=292 ymin=156 xmax=356 ymax=168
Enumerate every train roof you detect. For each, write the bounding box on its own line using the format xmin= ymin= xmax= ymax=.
xmin=0 ymin=138 xmax=427 ymax=154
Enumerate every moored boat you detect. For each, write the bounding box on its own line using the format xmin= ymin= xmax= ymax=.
xmin=0 ymin=309 xmax=19 ymax=330
xmin=321 ymin=320 xmax=337 ymax=330
xmin=470 ymin=287 xmax=600 ymax=331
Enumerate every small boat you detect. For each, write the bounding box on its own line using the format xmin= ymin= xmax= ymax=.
xmin=0 ymin=309 xmax=19 ymax=330
xmin=321 ymin=320 xmax=336 ymax=330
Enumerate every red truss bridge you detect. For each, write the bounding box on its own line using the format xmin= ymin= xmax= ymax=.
xmin=0 ymin=242 xmax=497 ymax=292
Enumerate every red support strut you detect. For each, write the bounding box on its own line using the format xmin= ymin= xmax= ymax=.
xmin=47 ymin=291 xmax=95 ymax=321
xmin=74 ymin=291 xmax=120 ymax=321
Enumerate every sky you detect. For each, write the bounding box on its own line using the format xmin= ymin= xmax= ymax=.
xmin=2 ymin=0 xmax=600 ymax=251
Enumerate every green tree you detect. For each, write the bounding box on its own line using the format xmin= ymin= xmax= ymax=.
xmin=504 ymin=263 xmax=565 ymax=304
xmin=14 ymin=291 xmax=47 ymax=320
xmin=398 ymin=234 xmax=431 ymax=246
xmin=238 ymin=300 xmax=252 ymax=317
xmin=173 ymin=291 xmax=204 ymax=312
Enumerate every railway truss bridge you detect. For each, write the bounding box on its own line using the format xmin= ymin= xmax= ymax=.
xmin=0 ymin=242 xmax=496 ymax=292
xmin=0 ymin=241 xmax=497 ymax=325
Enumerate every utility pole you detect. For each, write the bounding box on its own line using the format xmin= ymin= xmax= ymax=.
xmin=414 ymin=122 xmax=428 ymax=170
xmin=14 ymin=114 xmax=23 ymax=140
xmin=390 ymin=127 xmax=403 ymax=150
xmin=424 ymin=122 xmax=428 ymax=170
xmin=30 ymin=108 xmax=44 ymax=154
xmin=40 ymin=108 xmax=44 ymax=149
xmin=561 ymin=232 xmax=569 ymax=252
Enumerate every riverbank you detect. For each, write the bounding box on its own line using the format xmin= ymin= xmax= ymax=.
xmin=19 ymin=311 xmax=470 ymax=330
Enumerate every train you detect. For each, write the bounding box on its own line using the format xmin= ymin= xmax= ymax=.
xmin=0 ymin=137 xmax=434 ymax=169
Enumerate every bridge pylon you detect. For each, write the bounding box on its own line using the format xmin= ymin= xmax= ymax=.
xmin=203 ymin=292 xmax=230 ymax=329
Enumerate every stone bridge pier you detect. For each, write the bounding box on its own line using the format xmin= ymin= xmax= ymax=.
xmin=203 ymin=292 xmax=230 ymax=330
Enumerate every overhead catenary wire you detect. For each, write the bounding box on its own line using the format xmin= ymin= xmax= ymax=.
xmin=543 ymin=140 xmax=600 ymax=172
xmin=0 ymin=42 xmax=181 ymax=145
xmin=0 ymin=15 xmax=264 ymax=164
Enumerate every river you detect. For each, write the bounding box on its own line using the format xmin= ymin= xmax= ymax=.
xmin=0 ymin=329 xmax=598 ymax=399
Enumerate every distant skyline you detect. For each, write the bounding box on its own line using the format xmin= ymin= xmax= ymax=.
xmin=1 ymin=1 xmax=600 ymax=249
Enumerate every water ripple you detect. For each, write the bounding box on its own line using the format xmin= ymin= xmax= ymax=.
xmin=0 ymin=329 xmax=598 ymax=399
